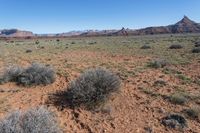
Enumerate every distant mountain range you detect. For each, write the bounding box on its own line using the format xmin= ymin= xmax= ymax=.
xmin=0 ymin=29 xmax=34 ymax=37
xmin=0 ymin=16 xmax=200 ymax=37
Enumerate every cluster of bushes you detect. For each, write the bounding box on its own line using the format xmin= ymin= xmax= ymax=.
xmin=1 ymin=64 xmax=121 ymax=110
xmin=0 ymin=106 xmax=62 ymax=133
xmin=0 ymin=63 xmax=55 ymax=86
xmin=0 ymin=67 xmax=121 ymax=131
xmin=0 ymin=63 xmax=121 ymax=131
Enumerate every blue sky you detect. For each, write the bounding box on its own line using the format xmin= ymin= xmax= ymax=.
xmin=0 ymin=0 xmax=200 ymax=33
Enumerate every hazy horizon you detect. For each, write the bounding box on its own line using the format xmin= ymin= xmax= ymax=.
xmin=0 ymin=0 xmax=200 ymax=34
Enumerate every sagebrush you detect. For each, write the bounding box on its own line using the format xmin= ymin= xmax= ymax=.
xmin=192 ymin=47 xmax=200 ymax=53
xmin=148 ymin=59 xmax=169 ymax=68
xmin=65 ymin=68 xmax=121 ymax=109
xmin=183 ymin=107 xmax=200 ymax=120
xmin=0 ymin=106 xmax=62 ymax=133
xmin=0 ymin=66 xmax=24 ymax=84
xmin=169 ymin=44 xmax=183 ymax=49
xmin=0 ymin=63 xmax=55 ymax=86
xmin=169 ymin=93 xmax=188 ymax=105
xmin=141 ymin=45 xmax=151 ymax=49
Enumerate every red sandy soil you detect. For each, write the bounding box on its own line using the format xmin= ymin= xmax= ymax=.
xmin=0 ymin=50 xmax=199 ymax=133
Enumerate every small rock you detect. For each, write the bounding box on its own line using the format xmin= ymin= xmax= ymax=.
xmin=158 ymin=108 xmax=165 ymax=114
xmin=101 ymin=106 xmax=112 ymax=114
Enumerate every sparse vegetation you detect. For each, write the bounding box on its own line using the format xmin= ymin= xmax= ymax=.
xmin=35 ymin=40 xmax=40 ymax=44
xmin=0 ymin=34 xmax=200 ymax=132
xmin=71 ymin=41 xmax=75 ymax=44
xmin=139 ymin=87 xmax=160 ymax=97
xmin=183 ymin=107 xmax=200 ymax=120
xmin=153 ymin=79 xmax=167 ymax=86
xmin=176 ymin=74 xmax=192 ymax=84
xmin=64 ymin=68 xmax=121 ymax=109
xmin=88 ymin=41 xmax=97 ymax=45
xmin=148 ymin=59 xmax=169 ymax=68
xmin=38 ymin=46 xmax=45 ymax=49
xmin=140 ymin=45 xmax=151 ymax=49
xmin=169 ymin=93 xmax=188 ymax=105
xmin=0 ymin=106 xmax=62 ymax=133
xmin=162 ymin=68 xmax=182 ymax=75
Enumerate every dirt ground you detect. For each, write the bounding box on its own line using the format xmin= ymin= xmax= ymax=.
xmin=0 ymin=34 xmax=200 ymax=133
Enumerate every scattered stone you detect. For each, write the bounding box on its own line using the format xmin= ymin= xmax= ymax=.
xmin=158 ymin=108 xmax=165 ymax=114
xmin=101 ymin=105 xmax=112 ymax=114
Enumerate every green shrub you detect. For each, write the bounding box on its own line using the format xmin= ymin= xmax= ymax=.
xmin=176 ymin=74 xmax=192 ymax=84
xmin=35 ymin=40 xmax=39 ymax=44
